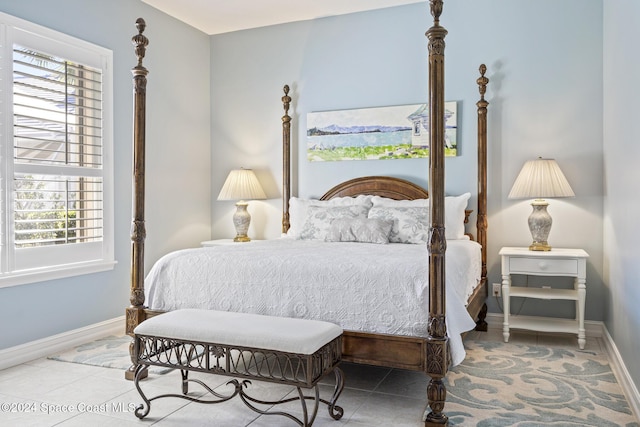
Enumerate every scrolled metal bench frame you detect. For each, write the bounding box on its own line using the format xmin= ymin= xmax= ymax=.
xmin=133 ymin=334 xmax=344 ymax=426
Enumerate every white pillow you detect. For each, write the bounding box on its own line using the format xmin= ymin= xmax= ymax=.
xmin=299 ymin=204 xmax=371 ymax=241
xmin=444 ymin=193 xmax=471 ymax=240
xmin=368 ymin=193 xmax=471 ymax=240
xmin=326 ymin=218 xmax=393 ymax=244
xmin=288 ymin=195 xmax=373 ymax=238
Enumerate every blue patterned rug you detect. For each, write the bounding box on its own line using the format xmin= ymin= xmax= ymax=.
xmin=445 ymin=340 xmax=639 ymax=426
xmin=48 ymin=335 xmax=170 ymax=374
xmin=48 ymin=335 xmax=639 ymax=425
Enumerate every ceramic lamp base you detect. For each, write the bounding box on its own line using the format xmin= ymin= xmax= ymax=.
xmin=528 ymin=199 xmax=552 ymax=251
xmin=232 ymin=201 xmax=251 ymax=242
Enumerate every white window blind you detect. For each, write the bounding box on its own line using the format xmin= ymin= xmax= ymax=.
xmin=13 ymin=46 xmax=104 ymax=248
xmin=0 ymin=13 xmax=114 ymax=287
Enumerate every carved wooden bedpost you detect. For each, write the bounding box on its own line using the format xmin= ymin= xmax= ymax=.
xmin=476 ymin=65 xmax=490 ymax=331
xmin=476 ymin=65 xmax=489 ymax=280
xmin=282 ymin=85 xmax=292 ymax=234
xmin=425 ymin=0 xmax=449 ymax=425
xmin=125 ymin=18 xmax=149 ymax=380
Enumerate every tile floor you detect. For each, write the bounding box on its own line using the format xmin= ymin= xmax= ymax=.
xmin=0 ymin=329 xmax=607 ymax=426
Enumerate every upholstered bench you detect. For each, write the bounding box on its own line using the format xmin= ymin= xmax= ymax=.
xmin=132 ymin=309 xmax=344 ymax=426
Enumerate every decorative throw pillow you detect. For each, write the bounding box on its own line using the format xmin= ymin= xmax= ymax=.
xmin=288 ymin=195 xmax=373 ymax=238
xmin=299 ymin=204 xmax=370 ymax=241
xmin=368 ymin=206 xmax=429 ymax=244
xmin=325 ymin=218 xmax=393 ymax=244
xmin=370 ymin=193 xmax=471 ymax=240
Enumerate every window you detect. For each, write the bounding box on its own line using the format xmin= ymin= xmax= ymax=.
xmin=0 ymin=13 xmax=114 ymax=287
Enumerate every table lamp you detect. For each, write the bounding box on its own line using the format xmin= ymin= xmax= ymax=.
xmin=508 ymin=157 xmax=575 ymax=251
xmin=217 ymin=168 xmax=266 ymax=242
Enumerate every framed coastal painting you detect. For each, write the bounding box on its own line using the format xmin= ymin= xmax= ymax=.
xmin=306 ymin=102 xmax=458 ymax=162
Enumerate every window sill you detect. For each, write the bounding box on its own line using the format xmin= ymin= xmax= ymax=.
xmin=0 ymin=260 xmax=118 ymax=289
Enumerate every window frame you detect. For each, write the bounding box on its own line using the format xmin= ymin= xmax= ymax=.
xmin=0 ymin=12 xmax=115 ymax=288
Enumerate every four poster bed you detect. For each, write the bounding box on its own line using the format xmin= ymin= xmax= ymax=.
xmin=125 ymin=2 xmax=489 ymax=425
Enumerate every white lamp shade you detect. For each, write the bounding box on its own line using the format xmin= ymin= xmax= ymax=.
xmin=508 ymin=158 xmax=575 ymax=199
xmin=217 ymin=169 xmax=266 ymax=201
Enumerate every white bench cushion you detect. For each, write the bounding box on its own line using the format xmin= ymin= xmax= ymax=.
xmin=134 ymin=309 xmax=343 ymax=355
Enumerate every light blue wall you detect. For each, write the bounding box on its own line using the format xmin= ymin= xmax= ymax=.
xmin=0 ymin=0 xmax=211 ymax=349
xmin=603 ymin=0 xmax=640 ymax=398
xmin=210 ymin=0 xmax=605 ymax=323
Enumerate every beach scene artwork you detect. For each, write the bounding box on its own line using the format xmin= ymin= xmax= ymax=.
xmin=306 ymin=102 xmax=458 ymax=162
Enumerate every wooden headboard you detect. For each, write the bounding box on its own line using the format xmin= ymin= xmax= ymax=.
xmin=320 ymin=176 xmax=429 ymax=200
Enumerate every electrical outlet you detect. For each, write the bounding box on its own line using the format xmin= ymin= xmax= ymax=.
xmin=492 ymin=283 xmax=501 ymax=297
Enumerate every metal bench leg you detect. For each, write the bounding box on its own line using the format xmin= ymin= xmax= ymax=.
xmin=181 ymin=369 xmax=189 ymax=394
xmin=134 ymin=370 xmax=246 ymax=419
xmin=133 ymin=364 xmax=152 ymax=419
xmin=293 ymin=385 xmax=320 ymax=427
xmin=237 ymin=384 xmax=315 ymax=426
xmin=325 ymin=366 xmax=345 ymax=420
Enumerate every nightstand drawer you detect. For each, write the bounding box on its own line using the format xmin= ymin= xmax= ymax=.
xmin=509 ymin=257 xmax=578 ymax=275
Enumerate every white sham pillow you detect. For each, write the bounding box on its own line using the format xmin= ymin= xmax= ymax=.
xmin=370 ymin=196 xmax=428 ymax=208
xmin=288 ymin=195 xmax=373 ymax=238
xmin=299 ymin=204 xmax=371 ymax=241
xmin=325 ymin=218 xmax=393 ymax=244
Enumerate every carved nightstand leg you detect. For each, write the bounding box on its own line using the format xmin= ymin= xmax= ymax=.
xmin=576 ymin=277 xmax=586 ymax=349
xmin=502 ymin=274 xmax=511 ymax=343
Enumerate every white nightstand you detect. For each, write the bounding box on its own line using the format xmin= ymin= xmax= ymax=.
xmin=201 ymin=239 xmax=263 ymax=247
xmin=499 ymin=247 xmax=589 ymax=349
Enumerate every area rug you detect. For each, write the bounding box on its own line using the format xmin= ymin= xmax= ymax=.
xmin=445 ymin=340 xmax=639 ymax=426
xmin=48 ymin=335 xmax=170 ymax=374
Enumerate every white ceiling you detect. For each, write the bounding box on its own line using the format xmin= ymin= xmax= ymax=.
xmin=141 ymin=0 xmax=423 ymax=35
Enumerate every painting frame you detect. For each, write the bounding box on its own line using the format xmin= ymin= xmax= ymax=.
xmin=306 ymin=102 xmax=458 ymax=162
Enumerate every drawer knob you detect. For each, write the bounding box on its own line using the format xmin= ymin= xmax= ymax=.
xmin=538 ymin=261 xmax=548 ymax=270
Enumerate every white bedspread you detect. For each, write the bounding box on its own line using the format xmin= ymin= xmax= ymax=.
xmin=145 ymin=239 xmax=481 ymax=366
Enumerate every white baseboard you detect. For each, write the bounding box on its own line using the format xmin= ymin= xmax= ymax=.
xmin=0 ymin=315 xmax=125 ymax=371
xmin=484 ymin=313 xmax=639 ymax=421
xmin=601 ymin=326 xmax=640 ymax=422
